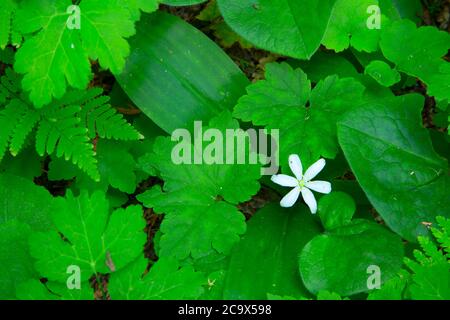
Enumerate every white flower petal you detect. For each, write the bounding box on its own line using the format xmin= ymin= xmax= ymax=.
xmin=305 ymin=181 xmax=332 ymax=194
xmin=280 ymin=186 xmax=301 ymax=208
xmin=271 ymin=174 xmax=298 ymax=187
xmin=288 ymin=154 xmax=303 ymax=180
xmin=304 ymin=158 xmax=326 ymax=182
xmin=301 ymin=187 xmax=318 ymax=214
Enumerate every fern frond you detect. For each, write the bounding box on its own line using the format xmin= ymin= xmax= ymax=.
xmin=9 ymin=107 xmax=40 ymax=156
xmin=0 ymin=68 xmax=139 ymax=180
xmin=432 ymin=217 xmax=450 ymax=258
xmin=0 ymin=100 xmax=25 ymax=161
xmin=36 ymin=105 xmax=99 ymax=181
xmin=78 ymin=91 xmax=142 ymax=140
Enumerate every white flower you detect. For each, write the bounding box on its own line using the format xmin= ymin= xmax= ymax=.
xmin=271 ymin=154 xmax=332 ymax=213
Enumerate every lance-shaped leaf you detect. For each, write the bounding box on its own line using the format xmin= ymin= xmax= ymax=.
xmin=117 ymin=11 xmax=249 ymax=133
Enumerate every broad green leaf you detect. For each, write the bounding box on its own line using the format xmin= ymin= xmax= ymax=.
xmin=318 ymin=192 xmax=356 ymax=230
xmin=322 ymin=0 xmax=383 ymax=52
xmin=16 ymin=279 xmax=93 ymax=300
xmin=117 ymin=11 xmax=249 ymax=133
xmin=137 ymin=112 xmax=260 ymax=260
xmin=380 ymin=19 xmax=450 ymax=101
xmin=14 ymin=0 xmax=147 ymax=107
xmin=223 ymin=204 xmax=321 ymax=299
xmin=30 ymin=191 xmax=146 ymax=282
xmin=337 ymin=94 xmax=450 ymax=241
xmin=234 ymin=62 xmax=365 ymax=169
xmin=108 ymin=257 xmax=205 ymax=299
xmin=364 ymin=60 xmax=400 ymax=87
xmin=217 ymin=0 xmax=337 ymax=59
xmin=299 ymin=220 xmax=404 ymax=296
xmin=0 ymin=173 xmax=54 ymax=231
xmin=0 ymin=220 xmax=35 ymax=299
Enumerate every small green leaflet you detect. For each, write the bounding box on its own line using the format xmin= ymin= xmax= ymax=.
xmin=137 ymin=112 xmax=260 ymax=260
xmin=364 ymin=60 xmax=401 ymax=87
xmin=30 ymin=191 xmax=146 ymax=282
xmin=318 ymin=192 xmax=356 ymax=230
xmin=109 ymin=256 xmax=205 ymax=299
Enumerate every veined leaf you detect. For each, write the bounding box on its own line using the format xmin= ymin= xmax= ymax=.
xmin=30 ymin=191 xmax=146 ymax=282
xmin=337 ymin=94 xmax=450 ymax=241
xmin=117 ymin=11 xmax=249 ymax=133
xmin=217 ymin=0 xmax=337 ymax=59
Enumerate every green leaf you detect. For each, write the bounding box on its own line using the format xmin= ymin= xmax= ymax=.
xmin=16 ymin=279 xmax=93 ymax=300
xmin=367 ymin=270 xmax=409 ymax=300
xmin=322 ymin=0 xmax=383 ymax=52
xmin=299 ymin=220 xmax=404 ymax=296
xmin=0 ymin=68 xmax=142 ymax=180
xmin=380 ymin=19 xmax=450 ymax=101
xmin=137 ymin=112 xmax=260 ymax=260
xmin=0 ymin=220 xmax=35 ymax=299
xmin=14 ymin=0 xmax=148 ymax=107
xmin=117 ymin=11 xmax=249 ymax=133
xmin=223 ymin=204 xmax=321 ymax=299
xmin=234 ymin=62 xmax=365 ymax=168
xmin=364 ymin=60 xmax=401 ymax=87
xmin=30 ymin=191 xmax=146 ymax=282
xmin=337 ymin=94 xmax=450 ymax=241
xmin=318 ymin=192 xmax=356 ymax=230
xmin=408 ymin=263 xmax=450 ymax=300
xmin=49 ymin=140 xmax=139 ymax=194
xmin=0 ymin=173 xmax=54 ymax=231
xmin=217 ymin=0 xmax=337 ymax=59
xmin=109 ymin=256 xmax=205 ymax=299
